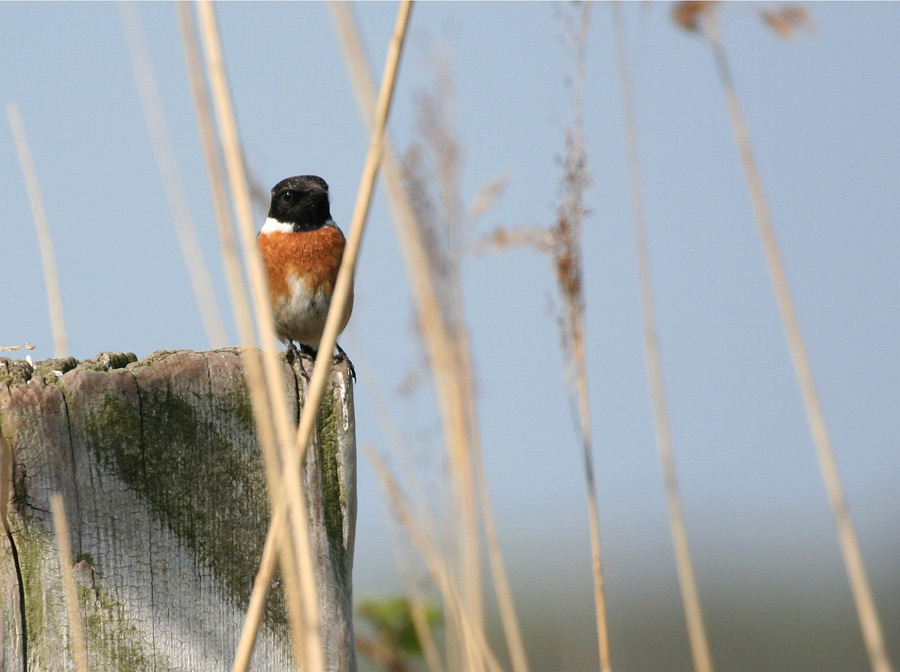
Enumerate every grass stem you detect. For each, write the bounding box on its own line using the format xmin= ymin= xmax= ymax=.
xmin=703 ymin=11 xmax=893 ymax=672
xmin=613 ymin=6 xmax=714 ymax=672
xmin=50 ymin=494 xmax=89 ymax=672
xmin=194 ymin=2 xmax=316 ymax=668
xmin=120 ymin=3 xmax=228 ymax=349
xmin=554 ymin=6 xmax=611 ymax=671
xmin=206 ymin=3 xmax=413 ymax=669
xmin=330 ymin=7 xmax=534 ymax=670
xmin=7 ymin=103 xmax=68 ymax=359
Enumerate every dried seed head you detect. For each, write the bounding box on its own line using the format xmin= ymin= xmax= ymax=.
xmin=760 ymin=6 xmax=815 ymax=41
xmin=672 ymin=1 xmax=718 ymax=33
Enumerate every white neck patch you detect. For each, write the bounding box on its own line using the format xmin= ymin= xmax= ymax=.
xmin=260 ymin=217 xmax=293 ymax=234
xmin=260 ymin=217 xmax=337 ymax=234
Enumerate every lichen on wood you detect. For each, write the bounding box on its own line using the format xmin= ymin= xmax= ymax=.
xmin=0 ymin=348 xmax=357 ymax=672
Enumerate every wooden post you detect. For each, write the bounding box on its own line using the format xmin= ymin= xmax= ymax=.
xmin=0 ymin=348 xmax=356 ymax=672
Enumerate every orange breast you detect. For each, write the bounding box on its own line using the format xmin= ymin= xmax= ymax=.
xmin=258 ymin=225 xmax=347 ymax=300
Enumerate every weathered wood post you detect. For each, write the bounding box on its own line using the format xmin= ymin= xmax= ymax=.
xmin=0 ymin=348 xmax=356 ymax=672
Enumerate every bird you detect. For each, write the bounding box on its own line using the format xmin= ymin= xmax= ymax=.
xmin=257 ymin=175 xmax=354 ymax=376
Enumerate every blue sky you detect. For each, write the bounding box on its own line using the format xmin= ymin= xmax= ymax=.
xmin=1 ymin=3 xmax=897 ymax=670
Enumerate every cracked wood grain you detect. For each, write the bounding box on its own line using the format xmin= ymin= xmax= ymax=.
xmin=0 ymin=348 xmax=356 ymax=672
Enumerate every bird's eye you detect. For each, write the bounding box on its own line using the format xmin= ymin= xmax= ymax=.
xmin=280 ymin=190 xmax=295 ymax=203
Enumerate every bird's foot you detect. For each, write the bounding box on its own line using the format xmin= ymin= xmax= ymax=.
xmin=287 ymin=341 xmax=314 ymax=383
xmin=288 ymin=342 xmax=354 ymax=384
xmin=334 ymin=343 xmax=356 ymax=383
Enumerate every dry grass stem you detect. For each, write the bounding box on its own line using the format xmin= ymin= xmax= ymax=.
xmin=470 ymin=396 xmax=531 ymax=672
xmin=50 ymin=494 xmax=89 ymax=672
xmin=7 ymin=103 xmax=68 ymax=359
xmin=473 ymin=226 xmax=554 ymax=255
xmin=553 ymin=6 xmax=611 ymax=672
xmin=340 ymin=11 xmax=532 ymax=671
xmin=177 ymin=0 xmax=279 ymax=537
xmin=613 ymin=6 xmax=714 ymax=672
xmin=403 ymin=51 xmax=487 ymax=668
xmin=279 ymin=0 xmax=414 ymax=650
xmin=366 ymin=446 xmax=505 ymax=672
xmin=194 ymin=3 xmax=316 ymax=668
xmin=327 ymin=2 xmax=457 ymax=515
xmin=387 ymin=537 xmax=447 ymax=672
xmin=398 ymin=564 xmax=446 ymax=672
xmin=176 ymin=14 xmax=294 ymax=657
xmin=330 ymin=6 xmax=531 ymax=669
xmin=383 ymin=463 xmax=449 ymax=672
xmin=176 ymin=7 xmax=284 ymax=612
xmin=177 ymin=1 xmax=254 ymax=348
xmin=0 ymin=343 xmax=36 ymax=352
xmin=453 ymin=293 xmax=527 ymax=672
xmin=700 ymin=9 xmax=893 ymax=672
xmin=120 ymin=3 xmax=228 ymax=349
xmin=178 ymin=4 xmax=296 ymax=662
xmin=232 ymin=504 xmax=286 ymax=671
xmin=351 ymin=342 xmax=448 ymax=672
xmin=199 ymin=2 xmax=413 ymax=669
xmin=294 ymin=0 xmax=413 ymax=481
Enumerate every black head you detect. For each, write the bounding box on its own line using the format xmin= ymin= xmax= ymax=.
xmin=268 ymin=175 xmax=332 ymax=232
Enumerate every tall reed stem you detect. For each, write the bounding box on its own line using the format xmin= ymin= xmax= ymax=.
xmin=223 ymin=3 xmax=413 ymax=669
xmin=613 ymin=6 xmax=714 ymax=672
xmin=7 ymin=103 xmax=68 ymax=359
xmin=703 ymin=11 xmax=893 ymax=672
xmin=194 ymin=3 xmax=317 ymax=668
xmin=51 ymin=494 xmax=89 ymax=672
xmin=555 ymin=6 xmax=611 ymax=671
xmin=177 ymin=4 xmax=297 ymax=665
xmin=120 ymin=2 xmax=228 ymax=349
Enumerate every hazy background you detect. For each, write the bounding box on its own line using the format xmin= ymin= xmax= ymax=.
xmin=1 ymin=2 xmax=897 ymax=671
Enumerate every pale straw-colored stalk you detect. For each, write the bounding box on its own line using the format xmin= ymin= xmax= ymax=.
xmin=119 ymin=2 xmax=228 ymax=349
xmin=612 ymin=5 xmax=714 ymax=672
xmin=175 ymin=2 xmax=248 ymax=333
xmin=326 ymin=12 xmax=481 ymax=655
xmin=352 ymin=345 xmax=447 ymax=672
xmin=366 ymin=446 xmax=506 ymax=672
xmin=232 ymin=503 xmax=286 ymax=672
xmin=572 ymin=306 xmax=610 ymax=672
xmin=290 ymin=0 xmax=412 ymax=508
xmin=175 ymin=6 xmax=306 ymax=668
xmin=214 ymin=2 xmax=412 ymax=669
xmin=278 ymin=0 xmax=412 ymax=663
xmin=394 ymin=551 xmax=446 ymax=672
xmin=702 ymin=10 xmax=893 ymax=672
xmin=328 ymin=5 xmax=531 ymax=672
xmin=420 ymin=66 xmax=485 ymax=654
xmin=50 ymin=494 xmax=89 ymax=672
xmin=7 ymin=103 xmax=68 ymax=358
xmin=194 ymin=2 xmax=317 ymax=668
xmin=0 ymin=343 xmax=35 ymax=352
xmin=459 ymin=330 xmax=529 ymax=672
xmin=555 ymin=6 xmax=610 ymax=671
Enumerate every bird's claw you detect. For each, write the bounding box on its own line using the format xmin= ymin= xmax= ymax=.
xmin=334 ymin=344 xmax=356 ymax=383
xmin=287 ymin=342 xmax=354 ymax=384
xmin=286 ymin=341 xmax=311 ymax=383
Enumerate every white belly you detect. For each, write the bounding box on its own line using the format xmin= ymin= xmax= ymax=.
xmin=272 ymin=275 xmax=332 ymax=350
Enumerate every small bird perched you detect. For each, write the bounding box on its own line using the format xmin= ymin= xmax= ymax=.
xmin=257 ymin=175 xmax=354 ymax=372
